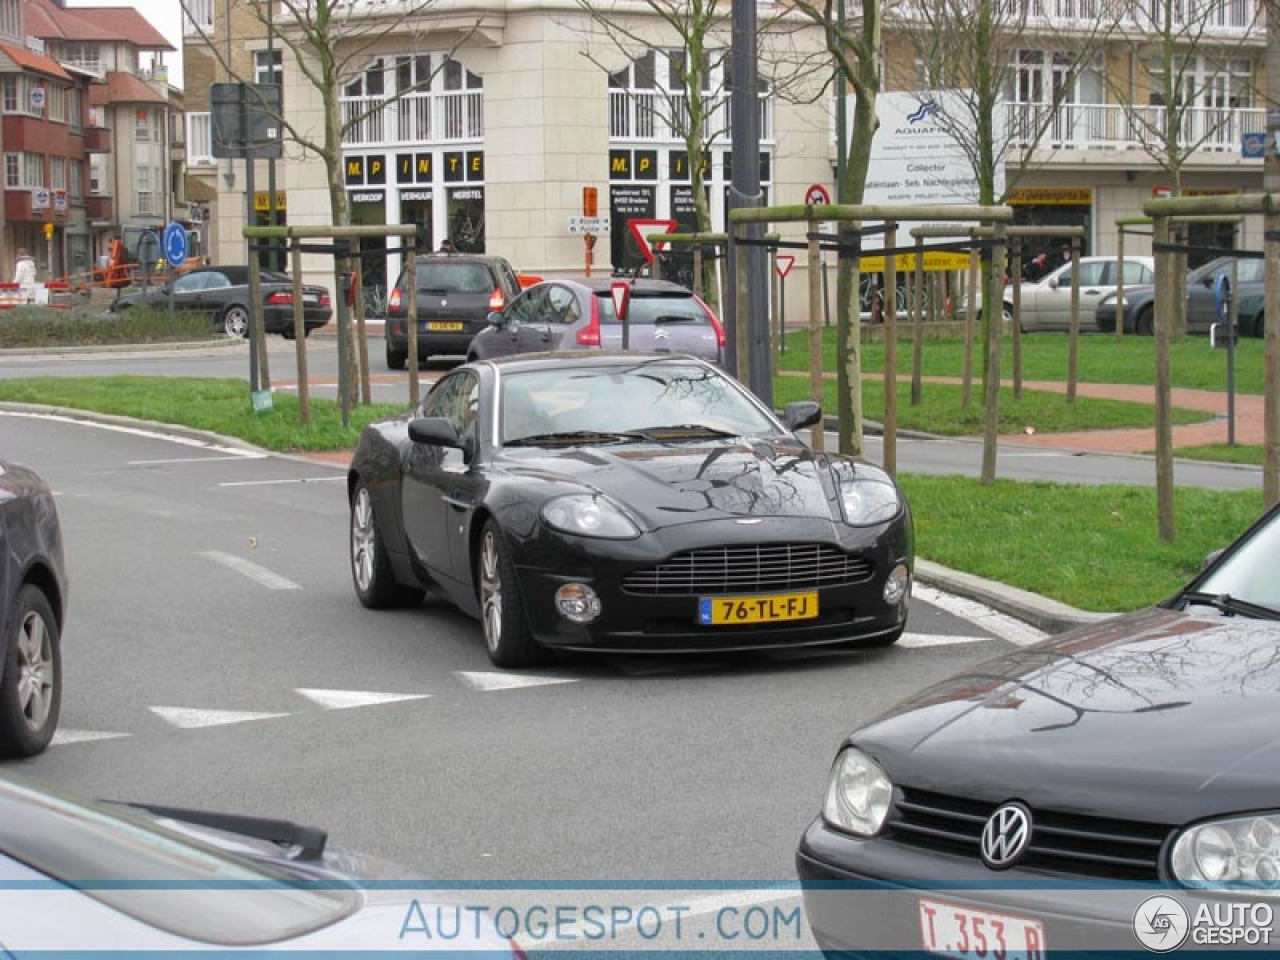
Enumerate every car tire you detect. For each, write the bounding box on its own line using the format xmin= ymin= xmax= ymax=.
xmin=350 ymin=481 xmax=424 ymax=609
xmin=386 ymin=342 xmax=407 ymax=370
xmin=0 ymin=585 xmax=61 ymax=759
xmin=221 ymin=305 xmax=250 ymax=338
xmin=478 ymin=519 xmax=546 ymax=668
xmin=1135 ymin=306 xmax=1154 ymax=336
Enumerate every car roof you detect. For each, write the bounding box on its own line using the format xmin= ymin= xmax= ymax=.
xmin=537 ymin=277 xmax=693 ymax=295
xmin=413 ymin=253 xmax=511 ymax=266
xmin=476 ymin=351 xmax=713 ymax=374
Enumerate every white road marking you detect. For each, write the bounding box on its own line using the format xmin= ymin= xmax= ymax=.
xmin=50 ymin=728 xmax=131 ymax=746
xmin=913 ymin=584 xmax=1048 ymax=647
xmin=150 ymin=706 xmax=290 ymax=729
xmin=218 ymin=476 xmax=346 ymax=487
xmin=295 ymin=688 xmax=431 ymax=710
xmin=454 ymin=671 xmax=580 ymax=692
xmin=129 ymin=456 xmax=263 ymax=465
xmin=198 ymin=550 xmax=301 ymax=590
xmin=897 ymin=632 xmax=986 ymax=648
xmin=0 ymin=411 xmax=265 ymax=457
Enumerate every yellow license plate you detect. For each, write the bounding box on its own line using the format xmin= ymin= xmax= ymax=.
xmin=427 ymin=321 xmax=465 ymax=332
xmin=698 ymin=592 xmax=818 ymax=625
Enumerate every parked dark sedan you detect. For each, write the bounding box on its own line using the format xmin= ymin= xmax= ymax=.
xmin=0 ymin=459 xmax=65 ymax=758
xmin=798 ymin=501 xmax=1280 ymax=956
xmin=348 ymin=353 xmax=913 ymax=667
xmin=109 ymin=266 xmax=333 ymax=338
xmin=467 ymin=277 xmax=724 ymax=365
xmin=0 ymin=770 xmax=522 ymax=952
xmin=384 ymin=253 xmax=523 ymax=369
xmin=1096 ymin=255 xmax=1265 ymax=337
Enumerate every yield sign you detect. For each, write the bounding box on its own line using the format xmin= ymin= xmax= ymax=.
xmin=610 ymin=280 xmax=631 ymax=321
xmin=775 ymin=255 xmax=796 ymax=279
xmin=627 ymin=218 xmax=677 ymax=263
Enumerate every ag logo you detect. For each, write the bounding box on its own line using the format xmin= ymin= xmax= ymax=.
xmin=1133 ymin=895 xmax=1190 ymax=952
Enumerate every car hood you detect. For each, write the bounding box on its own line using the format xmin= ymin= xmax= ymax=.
xmin=854 ymin=606 xmax=1280 ymax=823
xmin=496 ymin=436 xmax=861 ymax=527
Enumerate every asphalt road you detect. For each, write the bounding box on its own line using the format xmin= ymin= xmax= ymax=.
xmin=1 ymin=409 xmax=1039 ymax=888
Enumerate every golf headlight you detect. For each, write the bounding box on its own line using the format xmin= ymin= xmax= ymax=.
xmin=541 ymin=494 xmax=640 ymax=539
xmin=822 ymin=747 xmax=893 ymax=837
xmin=840 ymin=469 xmax=902 ymax=526
xmin=1171 ymin=815 xmax=1280 ymax=893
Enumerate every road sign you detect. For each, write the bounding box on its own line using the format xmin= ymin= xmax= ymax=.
xmin=1243 ymin=131 xmax=1267 ymax=160
xmin=775 ymin=255 xmax=795 ymax=279
xmin=163 ymin=221 xmax=189 ymax=268
xmin=627 ymin=218 xmax=677 ymax=262
xmin=611 ymin=280 xmax=631 ymax=321
xmin=568 ymin=216 xmax=611 ymax=235
xmin=804 ymin=183 xmax=831 ymax=206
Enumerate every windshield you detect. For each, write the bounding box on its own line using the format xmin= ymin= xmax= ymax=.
xmin=0 ymin=774 xmax=358 ymax=945
xmin=412 ymin=261 xmax=493 ymax=294
xmin=1191 ymin=510 xmax=1280 ymax=613
xmin=500 ymin=360 xmax=776 ymax=444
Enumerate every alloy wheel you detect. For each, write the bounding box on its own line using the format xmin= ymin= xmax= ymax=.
xmin=479 ymin=529 xmax=503 ymax=654
xmin=351 ymin=487 xmax=377 ymax=593
xmin=15 ymin=611 xmax=54 ymax=733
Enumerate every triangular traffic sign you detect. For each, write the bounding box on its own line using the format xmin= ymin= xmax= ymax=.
xmin=611 ymin=280 xmax=631 ymax=321
xmin=627 ymin=218 xmax=677 ymax=263
xmin=775 ymin=255 xmax=796 ymax=279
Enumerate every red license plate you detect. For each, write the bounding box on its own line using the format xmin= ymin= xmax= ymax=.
xmin=919 ymin=898 xmax=1046 ymax=960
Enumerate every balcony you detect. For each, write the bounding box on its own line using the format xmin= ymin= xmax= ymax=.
xmin=1006 ymin=101 xmax=1266 ymax=153
xmin=609 ymin=90 xmax=774 ymax=144
xmin=83 ymin=126 xmax=111 ymax=152
xmin=85 ymin=195 xmax=114 ymax=222
xmin=342 ymin=90 xmax=484 ymax=146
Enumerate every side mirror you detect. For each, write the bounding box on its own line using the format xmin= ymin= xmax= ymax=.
xmin=781 ymin=400 xmax=822 ymax=431
xmin=408 ymin=417 xmax=476 ymax=463
xmin=486 ymin=310 xmax=505 ymax=327
xmin=1047 ymin=276 xmax=1060 ymax=289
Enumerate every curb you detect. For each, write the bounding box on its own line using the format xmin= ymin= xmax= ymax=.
xmin=0 ymin=337 xmax=241 ymax=357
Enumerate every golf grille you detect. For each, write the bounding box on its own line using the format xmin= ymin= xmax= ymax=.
xmin=623 ymin=543 xmax=873 ymax=596
xmin=888 ymin=787 xmax=1171 ymax=882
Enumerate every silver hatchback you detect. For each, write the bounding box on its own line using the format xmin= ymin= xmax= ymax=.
xmin=467 ymin=277 xmax=724 ymax=364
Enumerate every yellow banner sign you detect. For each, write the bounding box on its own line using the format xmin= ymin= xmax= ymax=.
xmin=857 ymin=251 xmax=972 ymax=273
xmin=1006 ymin=187 xmax=1093 ymax=206
xmin=253 ymin=191 xmax=288 ymax=212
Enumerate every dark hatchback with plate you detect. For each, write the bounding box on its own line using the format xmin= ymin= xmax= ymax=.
xmin=348 ymin=353 xmax=912 ymax=667
xmin=384 ymin=253 xmax=523 ymax=369
xmin=797 ymin=502 xmax=1280 ymax=956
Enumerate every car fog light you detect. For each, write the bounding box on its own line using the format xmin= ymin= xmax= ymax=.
xmin=555 ymin=583 xmax=601 ymax=623
xmin=883 ymin=564 xmax=910 ymax=606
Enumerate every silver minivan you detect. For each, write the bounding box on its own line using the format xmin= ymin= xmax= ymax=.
xmin=467 ymin=277 xmax=724 ymax=364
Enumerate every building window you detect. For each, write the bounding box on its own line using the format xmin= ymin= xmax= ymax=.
xmin=2 ymin=76 xmax=16 ymax=113
xmin=187 ymin=112 xmax=214 ymax=166
xmin=137 ymin=166 xmax=153 ymax=214
xmin=68 ymin=87 xmax=83 ymax=132
xmin=184 ymin=0 xmax=214 ymax=35
xmin=23 ymin=153 xmax=43 ymax=188
xmin=69 ymin=159 xmax=84 ymax=202
xmin=63 ymin=43 xmax=100 ymax=72
xmin=4 ymin=154 xmax=17 ymax=188
xmin=49 ymin=84 xmax=66 ymax=123
xmin=255 ymin=49 xmax=283 ymax=86
xmin=0 ymin=0 xmax=18 ymax=41
xmin=136 ymin=109 xmax=151 ymax=142
xmin=90 ymin=156 xmax=105 ymax=194
xmin=51 ymin=156 xmax=66 ymax=191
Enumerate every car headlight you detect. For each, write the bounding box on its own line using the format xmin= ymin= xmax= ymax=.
xmin=823 ymin=747 xmax=893 ymax=837
xmin=1171 ymin=814 xmax=1280 ymax=893
xmin=840 ymin=468 xmax=902 ymax=526
xmin=541 ymin=494 xmax=640 ymax=539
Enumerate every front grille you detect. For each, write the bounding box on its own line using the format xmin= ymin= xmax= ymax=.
xmin=888 ymin=787 xmax=1171 ymax=882
xmin=622 ymin=543 xmax=874 ymax=596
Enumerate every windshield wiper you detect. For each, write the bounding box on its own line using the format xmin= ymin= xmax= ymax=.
xmin=505 ymin=430 xmax=633 ymax=447
xmin=1179 ymin=591 xmax=1280 ymax=621
xmin=108 ymin=801 xmax=328 ymax=861
xmin=622 ymin=424 xmax=740 ymax=441
xmin=653 ymin=315 xmax=700 ymax=324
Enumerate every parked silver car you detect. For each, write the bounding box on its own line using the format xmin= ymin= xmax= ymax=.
xmin=466 ymin=277 xmax=724 ymax=365
xmin=1008 ymin=255 xmax=1156 ymax=332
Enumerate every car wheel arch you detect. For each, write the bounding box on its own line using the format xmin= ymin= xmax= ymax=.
xmin=18 ymin=563 xmax=63 ymax=633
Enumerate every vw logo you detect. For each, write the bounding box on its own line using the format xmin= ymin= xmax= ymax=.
xmin=979 ymin=802 xmax=1032 ymax=869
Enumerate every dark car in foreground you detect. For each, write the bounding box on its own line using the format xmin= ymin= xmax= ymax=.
xmin=1096 ymin=255 xmax=1265 ymax=337
xmin=797 ymin=501 xmax=1280 ymax=956
xmin=0 ymin=459 xmax=65 ymax=758
xmin=384 ymin=253 xmax=523 ymax=369
xmin=467 ymin=277 xmax=725 ymax=365
xmin=109 ymin=266 xmax=333 ymax=338
xmin=348 ymin=353 xmax=912 ymax=668
xmin=0 ymin=771 xmax=522 ymax=953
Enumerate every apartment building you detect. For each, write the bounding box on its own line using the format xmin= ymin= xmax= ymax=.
xmin=3 ymin=0 xmax=180 ymax=281
xmin=188 ymin=0 xmax=1267 ymax=308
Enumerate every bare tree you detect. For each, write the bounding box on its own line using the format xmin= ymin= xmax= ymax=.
xmin=570 ymin=0 xmax=736 ymax=311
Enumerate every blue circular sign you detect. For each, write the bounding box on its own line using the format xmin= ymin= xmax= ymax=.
xmin=162 ymin=221 xmax=188 ymax=268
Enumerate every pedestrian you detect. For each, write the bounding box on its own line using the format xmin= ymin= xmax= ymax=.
xmin=13 ymin=247 xmax=36 ymax=301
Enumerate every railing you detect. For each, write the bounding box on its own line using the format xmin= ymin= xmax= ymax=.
xmin=610 ymin=89 xmax=773 ymax=143
xmin=896 ymin=0 xmax=1259 ymax=29
xmin=1005 ymin=101 xmax=1265 ymax=152
xmin=342 ymin=90 xmax=483 ymax=146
